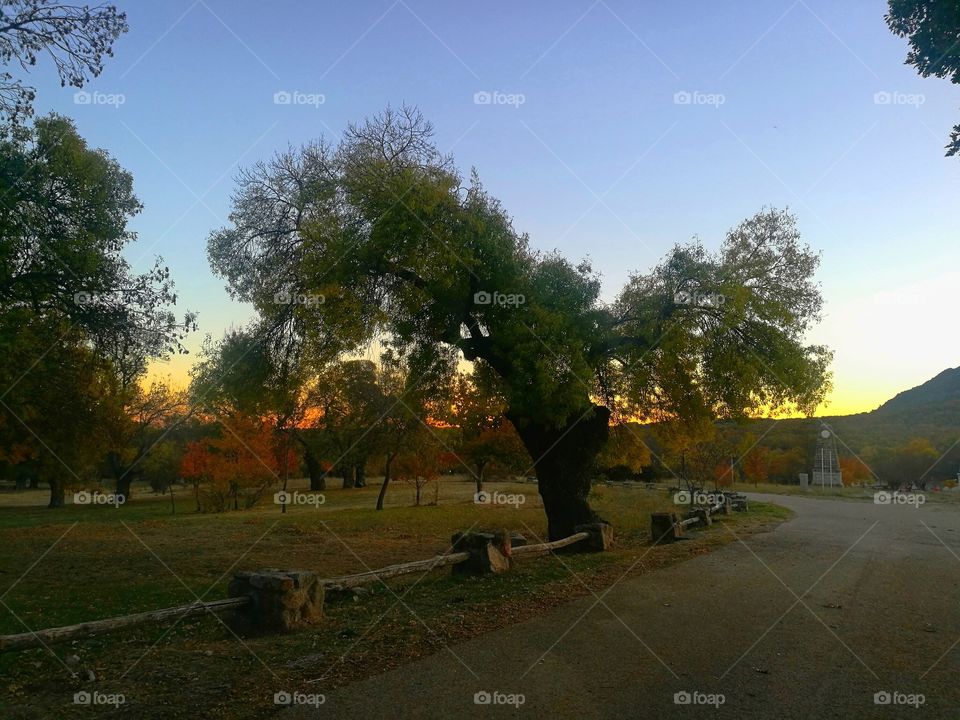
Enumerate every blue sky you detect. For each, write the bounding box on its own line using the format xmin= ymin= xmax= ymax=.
xmin=23 ymin=0 xmax=960 ymax=414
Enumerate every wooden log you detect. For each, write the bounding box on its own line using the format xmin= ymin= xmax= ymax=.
xmin=510 ymin=531 xmax=590 ymax=557
xmin=323 ymin=551 xmax=470 ymax=590
xmin=0 ymin=597 xmax=249 ymax=653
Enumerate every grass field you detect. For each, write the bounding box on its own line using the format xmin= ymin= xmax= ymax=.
xmin=0 ymin=477 xmax=791 ymax=719
xmin=727 ymin=480 xmax=960 ymax=504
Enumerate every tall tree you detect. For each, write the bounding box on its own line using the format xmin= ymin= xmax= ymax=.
xmin=0 ymin=0 xmax=127 ymax=126
xmin=0 ymin=115 xmax=194 ymax=352
xmin=0 ymin=312 xmax=114 ymax=506
xmin=886 ymin=0 xmax=960 ymax=155
xmin=207 ymin=107 xmax=832 ymax=539
xmin=0 ymin=116 xmax=193 ymax=505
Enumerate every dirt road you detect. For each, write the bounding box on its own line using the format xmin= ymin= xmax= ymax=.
xmin=284 ymin=493 xmax=960 ymax=718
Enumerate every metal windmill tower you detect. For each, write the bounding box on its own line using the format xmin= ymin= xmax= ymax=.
xmin=812 ymin=421 xmax=843 ymax=487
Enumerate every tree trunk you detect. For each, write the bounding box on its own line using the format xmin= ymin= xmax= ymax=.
xmin=47 ymin=477 xmax=65 ymax=508
xmin=340 ymin=464 xmax=355 ymax=489
xmin=115 ymin=474 xmax=133 ymax=503
xmin=376 ymin=454 xmax=394 ymax=511
xmin=108 ymin=451 xmax=134 ymax=502
xmin=508 ymin=404 xmax=610 ymax=541
xmin=475 ymin=461 xmax=486 ymax=494
xmin=304 ymin=449 xmax=326 ymax=491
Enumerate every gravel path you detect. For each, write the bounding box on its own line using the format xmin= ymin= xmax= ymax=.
xmin=283 ymin=493 xmax=960 ymax=719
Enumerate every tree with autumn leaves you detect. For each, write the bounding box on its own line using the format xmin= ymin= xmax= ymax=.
xmin=179 ymin=414 xmax=294 ymax=512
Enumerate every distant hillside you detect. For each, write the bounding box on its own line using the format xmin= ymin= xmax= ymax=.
xmin=874 ymin=366 xmax=960 ymax=416
xmin=634 ymin=366 xmax=960 ymax=483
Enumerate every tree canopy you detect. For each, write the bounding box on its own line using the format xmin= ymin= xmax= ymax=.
xmin=0 ymin=0 xmax=127 ymax=125
xmin=887 ymin=0 xmax=960 ymax=156
xmin=0 ymin=115 xmax=193 ymax=505
xmin=207 ymin=106 xmax=832 ymax=537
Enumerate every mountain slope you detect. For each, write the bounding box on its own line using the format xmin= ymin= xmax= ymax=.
xmin=874 ymin=366 xmax=960 ymax=415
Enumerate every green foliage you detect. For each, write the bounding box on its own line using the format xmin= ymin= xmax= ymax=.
xmin=205 ymin=107 xmax=832 ymax=536
xmin=597 ymin=424 xmax=652 ymax=478
xmin=140 ymin=440 xmax=183 ymax=495
xmin=0 ymin=115 xmax=194 ymax=382
xmin=864 ymin=437 xmax=940 ymax=489
xmin=207 ymin=107 xmax=831 ymax=432
xmin=0 ymin=115 xmax=193 ymax=504
xmin=0 ymin=311 xmax=115 ymax=504
xmin=886 ymin=0 xmax=960 ymax=155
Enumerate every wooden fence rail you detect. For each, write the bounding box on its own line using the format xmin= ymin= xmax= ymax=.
xmin=0 ymin=524 xmax=611 ymax=653
xmin=511 ymin=531 xmax=590 ymax=556
xmin=323 ymin=552 xmax=471 ymax=591
xmin=0 ymin=597 xmax=249 ymax=652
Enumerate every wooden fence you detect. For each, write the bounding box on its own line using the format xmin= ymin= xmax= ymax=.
xmin=0 ymin=524 xmax=611 ymax=652
xmin=650 ymin=491 xmax=749 ymax=543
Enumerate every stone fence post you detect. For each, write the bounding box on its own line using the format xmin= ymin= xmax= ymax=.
xmin=228 ymin=569 xmax=324 ymax=634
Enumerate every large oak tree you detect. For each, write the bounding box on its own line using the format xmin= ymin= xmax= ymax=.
xmin=207 ymin=107 xmax=831 ymax=539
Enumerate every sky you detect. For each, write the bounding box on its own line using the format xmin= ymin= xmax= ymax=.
xmin=21 ymin=0 xmax=960 ymax=416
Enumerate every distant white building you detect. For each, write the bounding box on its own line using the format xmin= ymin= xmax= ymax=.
xmin=812 ymin=422 xmax=843 ymax=487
